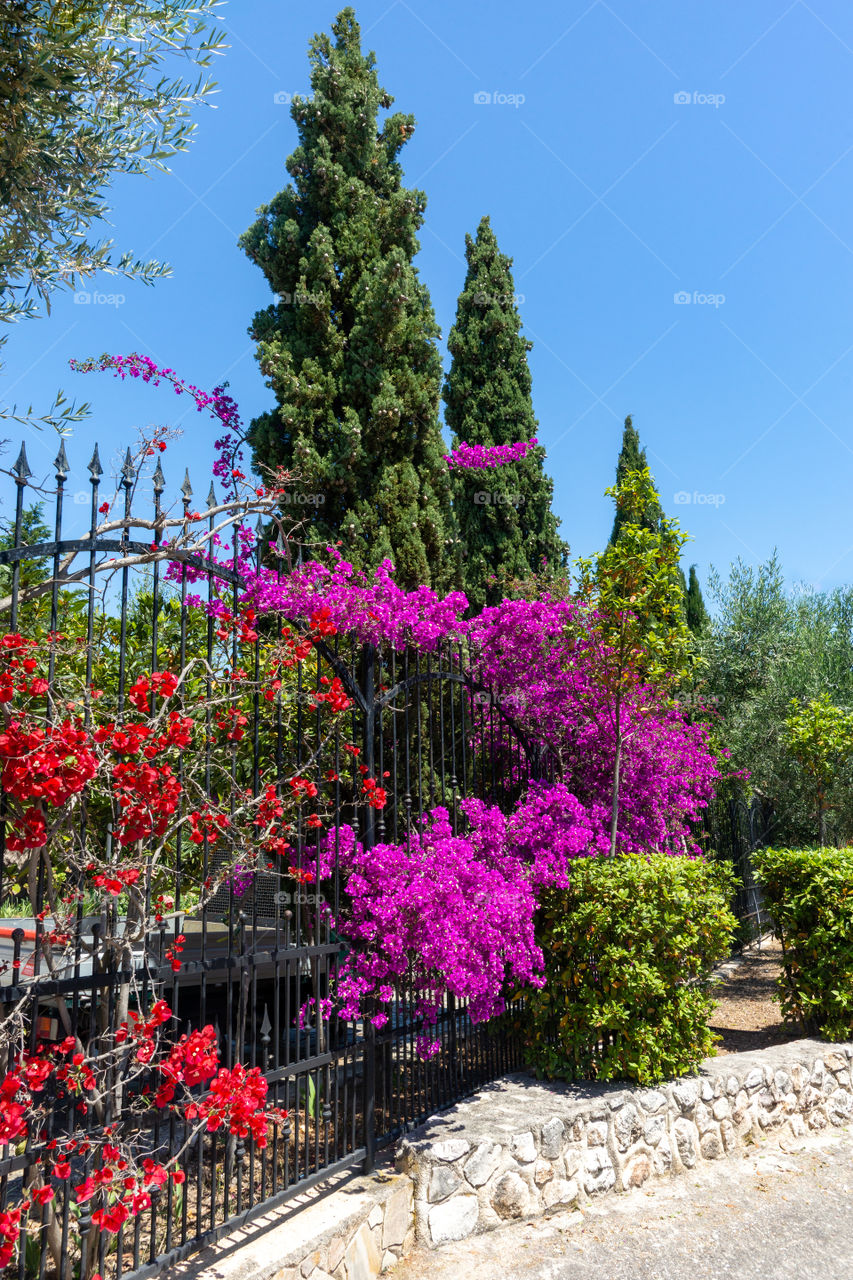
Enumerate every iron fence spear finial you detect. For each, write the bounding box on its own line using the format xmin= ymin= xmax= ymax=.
xmin=88 ymin=444 xmax=103 ymax=479
xmin=11 ymin=442 xmax=31 ymax=482
xmin=53 ymin=440 xmax=69 ymax=480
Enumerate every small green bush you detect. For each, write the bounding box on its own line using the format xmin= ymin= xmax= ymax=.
xmin=525 ymin=852 xmax=738 ymax=1084
xmin=753 ymin=845 xmax=853 ymax=1040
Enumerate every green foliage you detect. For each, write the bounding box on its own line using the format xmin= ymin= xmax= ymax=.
xmin=607 ymin=415 xmax=663 ymax=546
xmin=580 ymin=468 xmax=693 ymax=689
xmin=754 ymin=845 xmax=853 ymax=1040
xmin=0 ymin=503 xmax=89 ymax=633
xmin=241 ymin=8 xmax=455 ymax=590
xmin=607 ymin=419 xmax=708 ymax=636
xmin=698 ymin=555 xmax=853 ymax=843
xmin=685 ymin=564 xmax=710 ymax=636
xmin=442 ymin=216 xmax=567 ymax=610
xmin=577 ymin=468 xmax=696 ymax=853
xmin=783 ymin=694 xmax=853 ymax=842
xmin=0 ymin=0 xmax=224 ymax=323
xmin=525 ymin=852 xmax=738 ymax=1084
xmin=0 ymin=0 xmax=223 ymax=432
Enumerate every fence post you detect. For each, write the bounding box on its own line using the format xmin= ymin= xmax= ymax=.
xmin=361 ymin=644 xmax=377 ymax=1172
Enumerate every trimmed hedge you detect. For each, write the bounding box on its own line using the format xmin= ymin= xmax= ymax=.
xmin=525 ymin=852 xmax=738 ymax=1084
xmin=753 ymin=845 xmax=853 ymax=1040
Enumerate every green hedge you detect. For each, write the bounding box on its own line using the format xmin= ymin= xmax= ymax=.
xmin=753 ymin=845 xmax=853 ymax=1040
xmin=525 ymin=852 xmax=738 ymax=1084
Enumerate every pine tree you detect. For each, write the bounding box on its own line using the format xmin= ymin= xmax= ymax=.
xmin=240 ymin=8 xmax=455 ymax=590
xmin=442 ymin=216 xmax=566 ymax=612
xmin=608 ymin=415 xmax=663 ymax=546
xmin=685 ymin=564 xmax=710 ymax=635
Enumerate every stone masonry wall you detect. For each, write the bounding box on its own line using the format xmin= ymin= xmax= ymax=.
xmin=181 ymin=1167 xmax=413 ymax=1280
xmin=395 ymin=1039 xmax=853 ymax=1248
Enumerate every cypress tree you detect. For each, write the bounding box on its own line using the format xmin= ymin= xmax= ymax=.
xmin=685 ymin=564 xmax=711 ymax=635
xmin=442 ymin=216 xmax=566 ymax=612
xmin=240 ymin=8 xmax=455 ymax=590
xmin=608 ymin=415 xmax=663 ymax=546
xmin=606 ymin=416 xmax=697 ymax=631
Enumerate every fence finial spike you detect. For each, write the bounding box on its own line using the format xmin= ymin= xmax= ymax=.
xmin=54 ymin=440 xmax=70 ymax=479
xmin=207 ymin=482 xmax=216 ymax=508
xmin=255 ymin=514 xmax=265 ymax=536
xmin=121 ymin=448 xmax=135 ymax=485
xmin=181 ymin=469 xmax=193 ymax=500
xmin=152 ymin=458 xmax=166 ymax=493
xmin=260 ymin=1006 xmax=272 ymax=1040
xmin=88 ymin=445 xmax=103 ymax=479
xmin=12 ymin=443 xmax=31 ymax=482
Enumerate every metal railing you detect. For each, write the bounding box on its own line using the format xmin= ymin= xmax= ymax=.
xmin=0 ymin=440 xmax=540 ymax=1279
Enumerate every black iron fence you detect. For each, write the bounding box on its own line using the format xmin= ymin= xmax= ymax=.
xmin=0 ymin=441 xmax=540 ymax=1280
xmin=692 ymin=792 xmax=775 ymax=947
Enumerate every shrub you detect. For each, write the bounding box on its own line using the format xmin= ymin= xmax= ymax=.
xmin=525 ymin=852 xmax=738 ymax=1084
xmin=753 ymin=845 xmax=853 ymax=1040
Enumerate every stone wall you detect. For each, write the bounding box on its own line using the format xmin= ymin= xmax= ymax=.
xmin=176 ymin=1166 xmax=413 ymax=1280
xmin=395 ymin=1039 xmax=853 ymax=1247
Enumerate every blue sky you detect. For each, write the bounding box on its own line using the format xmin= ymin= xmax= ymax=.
xmin=3 ymin=0 xmax=853 ymax=598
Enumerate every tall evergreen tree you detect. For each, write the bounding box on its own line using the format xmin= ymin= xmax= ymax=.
xmin=685 ymin=564 xmax=710 ymax=635
xmin=442 ymin=216 xmax=566 ymax=612
xmin=240 ymin=8 xmax=455 ymax=590
xmin=608 ymin=415 xmax=663 ymax=546
xmin=607 ymin=414 xmax=699 ymax=614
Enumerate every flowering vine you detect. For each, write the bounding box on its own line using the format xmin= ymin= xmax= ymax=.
xmin=444 ymin=438 xmax=538 ymax=470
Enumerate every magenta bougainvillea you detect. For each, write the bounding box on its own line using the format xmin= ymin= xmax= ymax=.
xmin=244 ymin=551 xmax=469 ymax=652
xmin=70 ymin=354 xmax=721 ymax=1058
xmin=444 ymin=438 xmax=538 ymax=470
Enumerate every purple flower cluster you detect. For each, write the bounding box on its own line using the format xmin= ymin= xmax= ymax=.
xmin=243 ymin=550 xmax=470 ymax=652
xmin=444 ymin=438 xmax=538 ymax=470
xmin=465 ymin=596 xmax=719 ymax=852
xmin=322 ymin=784 xmax=605 ymax=1053
xmin=330 ymin=802 xmax=546 ymax=1053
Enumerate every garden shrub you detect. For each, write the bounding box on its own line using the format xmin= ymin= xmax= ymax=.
xmin=525 ymin=852 xmax=738 ymax=1084
xmin=753 ymin=845 xmax=853 ymax=1040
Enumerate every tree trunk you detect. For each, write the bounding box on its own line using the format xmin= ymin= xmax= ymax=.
xmin=609 ymin=695 xmax=622 ymax=859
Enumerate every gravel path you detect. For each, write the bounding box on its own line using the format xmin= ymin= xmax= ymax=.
xmin=710 ymin=937 xmax=798 ymax=1054
xmin=393 ymin=1124 xmax=853 ymax=1280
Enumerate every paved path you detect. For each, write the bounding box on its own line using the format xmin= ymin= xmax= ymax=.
xmin=394 ymin=1125 xmax=853 ymax=1280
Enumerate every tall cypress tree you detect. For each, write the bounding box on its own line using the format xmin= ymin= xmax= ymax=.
xmin=240 ymin=8 xmax=455 ymax=590
xmin=685 ymin=564 xmax=710 ymax=634
xmin=607 ymin=415 xmax=696 ymax=621
xmin=608 ymin=415 xmax=663 ymax=546
xmin=442 ymin=216 xmax=566 ymax=612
